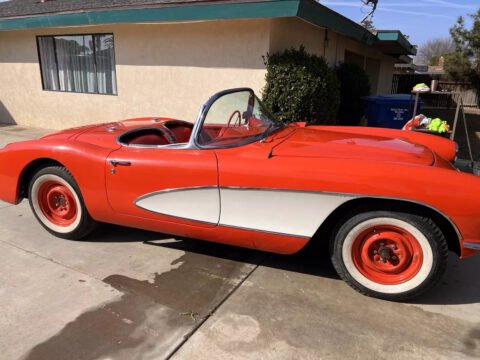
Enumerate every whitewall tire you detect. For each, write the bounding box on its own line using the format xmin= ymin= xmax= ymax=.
xmin=28 ymin=166 xmax=96 ymax=239
xmin=331 ymin=210 xmax=448 ymax=301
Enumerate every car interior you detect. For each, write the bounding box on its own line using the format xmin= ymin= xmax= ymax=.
xmin=118 ymin=116 xmax=268 ymax=147
xmin=119 ymin=120 xmax=194 ymax=146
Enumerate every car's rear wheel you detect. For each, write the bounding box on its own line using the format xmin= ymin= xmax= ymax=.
xmin=331 ymin=210 xmax=448 ymax=301
xmin=28 ymin=166 xmax=96 ymax=239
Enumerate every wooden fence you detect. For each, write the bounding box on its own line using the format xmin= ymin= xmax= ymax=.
xmin=438 ymin=82 xmax=479 ymax=108
xmin=391 ymin=75 xmax=479 ymax=108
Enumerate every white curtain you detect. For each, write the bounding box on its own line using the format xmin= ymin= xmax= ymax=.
xmin=95 ymin=34 xmax=117 ymax=95
xmin=55 ymin=35 xmax=96 ymax=93
xmin=37 ymin=34 xmax=117 ymax=95
xmin=37 ymin=37 xmax=59 ymax=91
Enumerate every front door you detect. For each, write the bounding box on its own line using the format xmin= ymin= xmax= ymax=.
xmin=105 ymin=146 xmax=219 ymax=227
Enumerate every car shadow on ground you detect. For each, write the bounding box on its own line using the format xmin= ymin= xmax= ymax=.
xmin=412 ymin=252 xmax=480 ymax=306
xmin=86 ymin=223 xmax=339 ymax=278
xmin=85 ymin=223 xmax=480 ymax=306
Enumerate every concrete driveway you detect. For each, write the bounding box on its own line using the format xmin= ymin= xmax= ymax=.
xmin=1 ymin=124 xmax=480 ymax=360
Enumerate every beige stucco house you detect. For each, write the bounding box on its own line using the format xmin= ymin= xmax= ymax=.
xmin=0 ymin=0 xmax=416 ymax=129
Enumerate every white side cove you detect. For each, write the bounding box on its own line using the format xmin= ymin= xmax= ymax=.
xmin=135 ymin=186 xmax=357 ymax=238
xmin=220 ymin=188 xmax=356 ymax=238
xmin=135 ymin=187 xmax=220 ymax=224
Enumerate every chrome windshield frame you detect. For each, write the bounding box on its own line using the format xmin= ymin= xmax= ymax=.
xmin=115 ymin=88 xmax=277 ymax=151
xmin=188 ymin=87 xmax=277 ymax=150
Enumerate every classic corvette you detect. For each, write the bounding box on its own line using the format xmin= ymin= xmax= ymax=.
xmin=0 ymin=88 xmax=479 ymax=301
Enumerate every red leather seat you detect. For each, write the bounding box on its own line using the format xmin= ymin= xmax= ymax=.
xmin=127 ymin=134 xmax=168 ymax=145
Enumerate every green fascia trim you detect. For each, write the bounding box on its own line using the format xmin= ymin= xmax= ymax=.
xmin=297 ymin=0 xmax=376 ymax=45
xmin=0 ymin=1 xmax=300 ymax=30
xmin=0 ymin=0 xmax=411 ymax=55
xmin=0 ymin=0 xmax=374 ymax=46
xmin=376 ymin=31 xmax=417 ymax=56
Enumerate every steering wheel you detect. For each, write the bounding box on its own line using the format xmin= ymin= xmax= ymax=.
xmin=158 ymin=124 xmax=178 ymax=144
xmin=219 ymin=110 xmax=242 ymax=137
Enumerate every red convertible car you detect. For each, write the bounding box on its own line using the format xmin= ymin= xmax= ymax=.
xmin=0 ymin=88 xmax=478 ymax=301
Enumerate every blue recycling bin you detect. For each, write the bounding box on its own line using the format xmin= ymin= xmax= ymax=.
xmin=361 ymin=94 xmax=423 ymax=129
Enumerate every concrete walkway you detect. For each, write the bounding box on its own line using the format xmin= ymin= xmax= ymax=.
xmin=0 ymin=124 xmax=52 ymax=145
xmin=1 ymin=125 xmax=480 ymax=360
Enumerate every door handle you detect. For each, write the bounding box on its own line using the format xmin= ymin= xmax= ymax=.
xmin=110 ymin=160 xmax=131 ymax=167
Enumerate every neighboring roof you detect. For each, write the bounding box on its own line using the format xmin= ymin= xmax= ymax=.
xmin=375 ymin=30 xmax=417 ymax=57
xmin=0 ymin=0 xmax=416 ymax=58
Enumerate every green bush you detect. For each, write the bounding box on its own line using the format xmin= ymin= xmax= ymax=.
xmin=262 ymin=46 xmax=340 ymax=125
xmin=336 ymin=63 xmax=371 ymax=126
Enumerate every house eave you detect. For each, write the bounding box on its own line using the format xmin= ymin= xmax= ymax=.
xmin=0 ymin=0 xmax=414 ymax=56
xmin=375 ymin=30 xmax=417 ymax=56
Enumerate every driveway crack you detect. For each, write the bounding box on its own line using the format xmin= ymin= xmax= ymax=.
xmin=164 ymin=253 xmax=268 ymax=360
xmin=0 ymin=238 xmax=103 ymax=282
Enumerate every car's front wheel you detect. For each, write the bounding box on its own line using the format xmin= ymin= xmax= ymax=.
xmin=331 ymin=210 xmax=448 ymax=301
xmin=28 ymin=166 xmax=96 ymax=239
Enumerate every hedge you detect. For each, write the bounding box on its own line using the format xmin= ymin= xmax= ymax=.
xmin=262 ymin=46 xmax=340 ymax=125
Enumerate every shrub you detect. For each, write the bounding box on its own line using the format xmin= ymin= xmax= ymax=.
xmin=336 ymin=63 xmax=371 ymax=126
xmin=262 ymin=46 xmax=340 ymax=125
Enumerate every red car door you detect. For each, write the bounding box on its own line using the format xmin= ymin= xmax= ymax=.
xmin=105 ymin=146 xmax=219 ymax=227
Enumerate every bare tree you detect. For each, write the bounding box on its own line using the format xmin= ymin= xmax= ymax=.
xmin=318 ymin=1 xmax=379 ymax=29
xmin=415 ymin=38 xmax=456 ymax=64
xmin=362 ymin=18 xmax=376 ymax=31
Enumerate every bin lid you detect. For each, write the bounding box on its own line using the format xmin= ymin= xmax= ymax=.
xmin=361 ymin=94 xmax=417 ymax=104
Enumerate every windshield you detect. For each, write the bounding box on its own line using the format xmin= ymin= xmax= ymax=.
xmin=197 ymin=90 xmax=281 ymax=148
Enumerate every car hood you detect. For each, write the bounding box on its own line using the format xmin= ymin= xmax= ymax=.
xmin=272 ymin=127 xmax=435 ymax=166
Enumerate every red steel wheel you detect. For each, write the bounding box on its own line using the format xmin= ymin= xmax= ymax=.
xmin=28 ymin=166 xmax=96 ymax=239
xmin=331 ymin=211 xmax=448 ymax=301
xmin=37 ymin=180 xmax=78 ymax=227
xmin=350 ymin=225 xmax=423 ymax=285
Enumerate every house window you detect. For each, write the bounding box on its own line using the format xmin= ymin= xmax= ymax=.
xmin=37 ymin=34 xmax=117 ymax=95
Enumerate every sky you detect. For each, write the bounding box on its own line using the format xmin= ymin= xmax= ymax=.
xmin=320 ymin=0 xmax=479 ymax=47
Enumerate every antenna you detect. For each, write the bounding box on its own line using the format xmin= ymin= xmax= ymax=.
xmin=360 ymin=0 xmax=378 ymax=25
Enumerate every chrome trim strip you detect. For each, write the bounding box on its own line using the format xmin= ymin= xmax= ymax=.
xmin=133 ymin=185 xmax=463 ymax=239
xmin=219 ymin=223 xmax=310 ymax=239
xmin=133 ymin=206 xmax=218 ymax=226
xmin=463 ymin=242 xmax=480 ymax=250
xmin=186 ymin=103 xmax=207 ymax=150
xmin=116 ymin=142 xmax=191 ymax=150
xmin=134 ymin=186 xmax=218 ymax=203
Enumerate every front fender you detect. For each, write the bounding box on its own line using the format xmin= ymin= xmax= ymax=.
xmin=0 ymin=139 xmax=114 ymax=221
